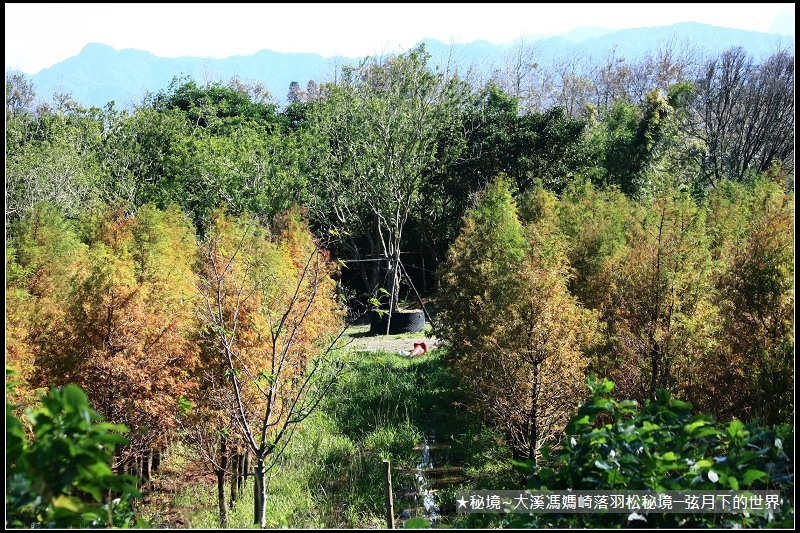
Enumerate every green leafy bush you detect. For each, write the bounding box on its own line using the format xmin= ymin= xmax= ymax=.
xmin=506 ymin=377 xmax=793 ymax=528
xmin=6 ymin=370 xmax=145 ymax=528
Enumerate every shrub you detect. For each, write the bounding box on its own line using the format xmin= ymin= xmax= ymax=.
xmin=6 ymin=371 xmax=145 ymax=528
xmin=506 ymin=377 xmax=794 ymax=528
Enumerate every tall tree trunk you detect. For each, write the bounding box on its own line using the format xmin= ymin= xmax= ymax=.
xmin=229 ymin=452 xmax=239 ymax=507
xmin=135 ymin=453 xmax=143 ymax=487
xmin=528 ymin=364 xmax=540 ymax=461
xmin=241 ymin=450 xmax=249 ymax=497
xmin=217 ymin=436 xmax=229 ymax=528
xmin=115 ymin=451 xmax=128 ymax=476
xmin=649 ymin=340 xmax=659 ymax=400
xmin=390 ymin=247 xmax=402 ymax=311
xmin=385 ymin=247 xmax=402 ymax=334
xmin=152 ymin=447 xmax=161 ymax=472
xmin=253 ymin=455 xmax=267 ymax=528
xmin=142 ymin=447 xmax=152 ymax=484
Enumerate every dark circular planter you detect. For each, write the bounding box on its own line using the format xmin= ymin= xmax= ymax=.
xmin=369 ymin=309 xmax=426 ymax=335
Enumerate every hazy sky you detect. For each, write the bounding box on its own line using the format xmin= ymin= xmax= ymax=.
xmin=5 ymin=3 xmax=795 ymax=74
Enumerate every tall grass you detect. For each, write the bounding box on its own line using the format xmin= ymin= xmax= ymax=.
xmin=145 ymin=348 xmax=516 ymax=528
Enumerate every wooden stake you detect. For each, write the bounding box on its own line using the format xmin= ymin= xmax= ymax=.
xmin=384 ymin=460 xmax=395 ymax=529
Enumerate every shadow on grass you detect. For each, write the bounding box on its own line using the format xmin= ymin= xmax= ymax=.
xmin=345 ymin=330 xmax=373 ymax=339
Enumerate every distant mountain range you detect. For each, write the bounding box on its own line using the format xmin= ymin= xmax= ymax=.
xmin=14 ymin=22 xmax=794 ymax=110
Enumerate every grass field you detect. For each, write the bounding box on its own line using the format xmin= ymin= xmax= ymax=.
xmin=138 ymin=342 xmax=517 ymax=528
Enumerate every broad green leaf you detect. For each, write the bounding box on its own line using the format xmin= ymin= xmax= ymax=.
xmin=660 ymin=451 xmax=678 ymax=462
xmin=726 ymin=419 xmax=746 ymax=439
xmin=642 ymin=421 xmax=659 ymax=432
xmin=741 ymin=469 xmax=767 ymax=485
xmin=685 ymin=419 xmax=710 ymax=432
xmin=566 ymin=414 xmax=591 ymax=434
xmin=670 ymin=399 xmax=692 ymax=411
xmin=694 ymin=459 xmax=713 ymax=469
xmin=52 ymin=494 xmax=82 ymax=512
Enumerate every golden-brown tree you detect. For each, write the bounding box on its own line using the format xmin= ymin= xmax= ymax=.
xmin=603 ymin=187 xmax=718 ymax=405
xmin=5 ymin=202 xmax=86 ymax=406
xmin=33 ymin=204 xmax=201 ymax=476
xmin=192 ymin=207 xmax=345 ymax=528
xmin=439 ymin=178 xmax=599 ymax=462
xmin=700 ymin=177 xmax=794 ymax=424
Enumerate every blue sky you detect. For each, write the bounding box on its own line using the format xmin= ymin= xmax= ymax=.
xmin=5 ymin=3 xmax=795 ymax=74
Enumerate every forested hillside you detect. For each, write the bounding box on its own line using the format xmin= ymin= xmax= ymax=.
xmin=5 ymin=41 xmax=794 ymax=528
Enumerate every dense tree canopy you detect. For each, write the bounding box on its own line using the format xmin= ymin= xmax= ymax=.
xmin=5 ymin=41 xmax=794 ymax=528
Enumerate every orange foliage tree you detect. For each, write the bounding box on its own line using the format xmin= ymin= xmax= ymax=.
xmin=191 ymin=207 xmax=345 ymax=528
xmin=702 ymin=177 xmax=794 ymax=424
xmin=550 ymin=180 xmax=636 ymax=382
xmin=6 ymin=202 xmax=86 ymax=406
xmin=602 ymin=188 xmax=718 ymax=405
xmin=32 ymin=204 xmax=201 ymax=474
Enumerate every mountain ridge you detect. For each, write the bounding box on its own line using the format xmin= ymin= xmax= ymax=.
xmin=13 ymin=23 xmax=793 ymax=110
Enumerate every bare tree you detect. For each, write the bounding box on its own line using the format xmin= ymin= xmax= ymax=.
xmin=551 ymin=52 xmax=595 ymax=119
xmin=685 ymin=47 xmax=795 ymax=187
xmin=193 ymin=211 xmax=347 ymax=528
xmin=498 ymin=37 xmax=545 ymax=113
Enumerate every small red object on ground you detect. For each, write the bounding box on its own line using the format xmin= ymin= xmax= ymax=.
xmin=411 ymin=342 xmax=428 ymax=357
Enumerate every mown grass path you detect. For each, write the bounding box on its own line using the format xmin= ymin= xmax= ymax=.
xmin=137 ymin=335 xmax=518 ymax=528
xmin=313 ymin=336 xmax=518 ymax=528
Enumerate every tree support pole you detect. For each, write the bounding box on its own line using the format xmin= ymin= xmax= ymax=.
xmin=383 ymin=460 xmax=395 ymax=529
xmin=399 ymin=258 xmax=432 ymax=325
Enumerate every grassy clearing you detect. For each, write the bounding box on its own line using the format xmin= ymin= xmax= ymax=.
xmin=343 ymin=319 xmax=437 ymax=341
xmin=144 ymin=347 xmax=515 ymax=528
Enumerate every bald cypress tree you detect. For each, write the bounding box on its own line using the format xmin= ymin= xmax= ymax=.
xmin=439 ymin=176 xmax=599 ymax=461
